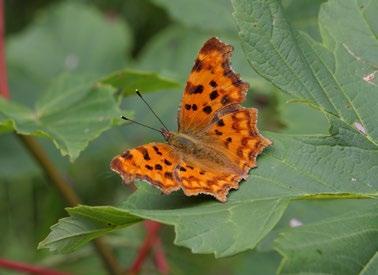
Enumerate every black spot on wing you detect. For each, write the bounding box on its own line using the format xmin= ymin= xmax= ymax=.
xmin=121 ymin=151 xmax=133 ymax=160
xmin=189 ymin=84 xmax=204 ymax=94
xmin=153 ymin=146 xmax=162 ymax=155
xmin=215 ymin=129 xmax=223 ymax=136
xmin=209 ymin=90 xmax=219 ymax=100
xmin=137 ymin=147 xmax=150 ymax=161
xmin=217 ymin=119 xmax=225 ymax=126
xmin=203 ymin=106 xmax=212 ymax=114
xmin=164 ymin=172 xmax=173 ymax=179
xmin=209 ymin=80 xmax=217 ymax=87
xmin=164 ymin=159 xmax=172 ymax=166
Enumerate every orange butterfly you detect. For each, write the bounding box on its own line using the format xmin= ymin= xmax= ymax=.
xmin=111 ymin=37 xmax=271 ymax=202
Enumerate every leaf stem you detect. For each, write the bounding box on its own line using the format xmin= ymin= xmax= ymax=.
xmin=129 ymin=221 xmax=169 ymax=274
xmin=0 ymin=2 xmax=122 ymax=274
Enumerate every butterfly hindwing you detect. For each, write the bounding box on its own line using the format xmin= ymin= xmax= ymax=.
xmin=176 ymin=161 xmax=240 ymax=202
xmin=178 ymin=37 xmax=249 ymax=134
xmin=205 ymin=107 xmax=272 ymax=175
xmin=111 ymin=143 xmax=181 ymax=194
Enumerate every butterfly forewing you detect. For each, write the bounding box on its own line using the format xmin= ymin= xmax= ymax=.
xmin=178 ymin=37 xmax=249 ymax=135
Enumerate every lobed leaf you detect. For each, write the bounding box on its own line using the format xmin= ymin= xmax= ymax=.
xmin=0 ymin=74 xmax=121 ymax=161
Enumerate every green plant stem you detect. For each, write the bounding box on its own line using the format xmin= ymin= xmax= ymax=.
xmin=16 ymin=135 xmax=123 ymax=275
xmin=17 ymin=135 xmax=81 ymax=205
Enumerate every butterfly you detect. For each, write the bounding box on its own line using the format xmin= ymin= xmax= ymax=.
xmin=111 ymin=37 xmax=271 ymax=202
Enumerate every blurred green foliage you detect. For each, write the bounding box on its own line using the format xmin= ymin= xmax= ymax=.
xmin=1 ymin=0 xmax=376 ymax=274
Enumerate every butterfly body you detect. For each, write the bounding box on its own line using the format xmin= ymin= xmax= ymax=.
xmin=111 ymin=37 xmax=271 ymax=202
xmin=165 ymin=131 xmax=237 ymax=172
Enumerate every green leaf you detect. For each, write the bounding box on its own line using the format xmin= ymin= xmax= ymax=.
xmin=277 ymin=94 xmax=329 ymax=134
xmin=319 ymin=0 xmax=378 ymax=66
xmin=282 ymin=0 xmax=326 ymax=41
xmin=38 ymin=205 xmax=142 ymax=253
xmin=361 ymin=253 xmax=378 ymax=275
xmin=275 ymin=203 xmax=378 ymax=274
xmin=7 ymin=1 xmax=132 ymax=105
xmin=0 ymin=74 xmax=121 ymax=161
xmin=232 ymin=0 xmax=378 ymax=146
xmin=100 ymin=69 xmax=180 ymax=95
xmin=123 ymin=186 xmax=289 ymax=257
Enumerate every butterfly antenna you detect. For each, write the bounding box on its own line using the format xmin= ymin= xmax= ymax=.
xmin=121 ymin=116 xmax=162 ymax=134
xmin=135 ymin=90 xmax=170 ymax=131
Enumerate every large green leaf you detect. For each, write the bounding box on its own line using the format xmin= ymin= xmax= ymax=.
xmin=275 ymin=203 xmax=378 ymax=274
xmin=233 ymin=0 xmax=378 ymax=145
xmin=41 ymin=0 xmax=378 ymax=258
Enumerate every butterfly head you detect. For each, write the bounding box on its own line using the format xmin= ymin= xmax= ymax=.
xmin=161 ymin=129 xmax=174 ymax=141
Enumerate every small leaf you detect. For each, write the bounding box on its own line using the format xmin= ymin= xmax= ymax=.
xmin=0 ymin=74 xmax=121 ymax=161
xmin=38 ymin=205 xmax=142 ymax=253
xmin=275 ymin=203 xmax=378 ymax=274
xmin=100 ymin=69 xmax=180 ymax=96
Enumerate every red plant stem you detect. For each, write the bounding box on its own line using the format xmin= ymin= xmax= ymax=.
xmin=0 ymin=0 xmax=8 ymax=98
xmin=129 ymin=221 xmax=162 ymax=274
xmin=153 ymin=238 xmax=169 ymax=274
xmin=0 ymin=258 xmax=71 ymax=275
